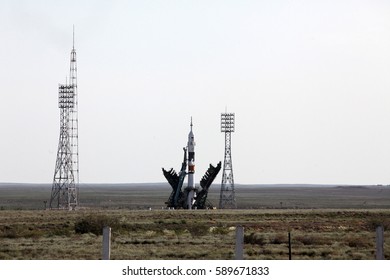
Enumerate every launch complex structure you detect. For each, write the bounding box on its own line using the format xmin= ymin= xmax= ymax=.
xmin=46 ymin=30 xmax=234 ymax=211
xmin=162 ymin=119 xmax=222 ymax=209
xmin=219 ymin=112 xmax=237 ymax=209
xmin=49 ymin=29 xmax=79 ymax=210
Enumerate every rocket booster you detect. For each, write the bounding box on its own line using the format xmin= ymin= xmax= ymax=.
xmin=188 ymin=119 xmax=195 ymax=173
xmin=187 ymin=118 xmax=196 ymax=208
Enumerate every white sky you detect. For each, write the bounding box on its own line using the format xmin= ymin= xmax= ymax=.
xmin=0 ymin=0 xmax=390 ymax=185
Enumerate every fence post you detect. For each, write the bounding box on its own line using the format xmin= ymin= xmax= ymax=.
xmin=376 ymin=225 xmax=384 ymax=260
xmin=102 ymin=226 xmax=111 ymax=260
xmin=288 ymin=231 xmax=292 ymax=260
xmin=235 ymin=225 xmax=244 ymax=260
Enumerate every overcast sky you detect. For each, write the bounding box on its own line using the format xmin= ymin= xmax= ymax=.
xmin=0 ymin=0 xmax=390 ymax=185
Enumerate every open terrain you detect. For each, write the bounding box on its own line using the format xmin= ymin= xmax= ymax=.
xmin=0 ymin=183 xmax=389 ymax=210
xmin=0 ymin=209 xmax=389 ymax=260
xmin=0 ymin=183 xmax=389 ymax=260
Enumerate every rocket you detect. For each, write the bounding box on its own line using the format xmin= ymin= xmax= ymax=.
xmin=186 ymin=118 xmax=196 ymax=209
xmin=162 ymin=117 xmax=222 ymax=209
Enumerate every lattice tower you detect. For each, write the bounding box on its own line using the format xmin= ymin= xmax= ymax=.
xmin=69 ymin=28 xmax=79 ymax=192
xmin=219 ymin=113 xmax=237 ymax=209
xmin=49 ymin=29 xmax=79 ymax=210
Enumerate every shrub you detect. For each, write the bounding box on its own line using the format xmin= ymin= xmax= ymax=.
xmin=320 ymin=249 xmax=332 ymax=259
xmin=302 ymin=250 xmax=316 ymax=257
xmin=211 ymin=226 xmax=231 ymax=235
xmin=366 ymin=218 xmax=390 ymax=231
xmin=0 ymin=225 xmax=43 ymax=239
xmin=74 ymin=215 xmax=120 ymax=235
xmin=295 ymin=234 xmax=331 ymax=246
xmin=244 ymin=233 xmax=267 ymax=246
xmin=270 ymin=233 xmax=287 ymax=245
xmin=1 ymin=228 xmax=19 ymax=239
xmin=295 ymin=235 xmax=313 ymax=245
xmin=185 ymin=224 xmax=209 ymax=237
xmin=345 ymin=236 xmax=370 ymax=248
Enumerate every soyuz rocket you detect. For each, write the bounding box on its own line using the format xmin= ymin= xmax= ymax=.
xmin=162 ymin=117 xmax=221 ymax=210
xmin=186 ymin=118 xmax=196 ymax=209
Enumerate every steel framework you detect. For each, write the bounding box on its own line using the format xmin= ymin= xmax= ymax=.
xmin=219 ymin=112 xmax=236 ymax=209
xmin=69 ymin=29 xmax=79 ymax=188
xmin=49 ymin=30 xmax=79 ymax=210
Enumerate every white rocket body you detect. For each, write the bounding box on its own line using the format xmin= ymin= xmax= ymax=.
xmin=186 ymin=121 xmax=196 ymax=209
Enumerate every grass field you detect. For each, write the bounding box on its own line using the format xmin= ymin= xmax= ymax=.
xmin=0 ymin=183 xmax=389 ymax=260
xmin=0 ymin=209 xmax=389 ymax=260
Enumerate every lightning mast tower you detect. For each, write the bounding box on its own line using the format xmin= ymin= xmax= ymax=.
xmin=49 ymin=28 xmax=79 ymax=210
xmin=69 ymin=26 xmax=79 ymax=188
xmin=219 ymin=112 xmax=236 ymax=209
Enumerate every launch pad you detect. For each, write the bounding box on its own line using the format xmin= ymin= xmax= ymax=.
xmin=162 ymin=120 xmax=221 ymax=209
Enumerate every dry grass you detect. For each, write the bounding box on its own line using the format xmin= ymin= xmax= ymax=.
xmin=0 ymin=209 xmax=389 ymax=260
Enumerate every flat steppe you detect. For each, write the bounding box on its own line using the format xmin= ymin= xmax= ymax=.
xmin=0 ymin=183 xmax=389 ymax=210
xmin=0 ymin=183 xmax=389 ymax=260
